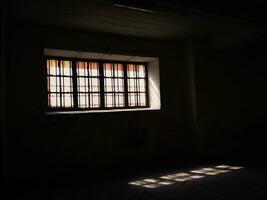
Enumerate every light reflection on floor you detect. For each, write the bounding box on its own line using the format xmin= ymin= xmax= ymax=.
xmin=129 ymin=165 xmax=244 ymax=189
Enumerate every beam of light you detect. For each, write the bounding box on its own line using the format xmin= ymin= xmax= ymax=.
xmin=128 ymin=164 xmax=244 ymax=189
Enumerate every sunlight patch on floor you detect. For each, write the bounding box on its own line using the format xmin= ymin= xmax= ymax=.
xmin=129 ymin=165 xmax=244 ymax=189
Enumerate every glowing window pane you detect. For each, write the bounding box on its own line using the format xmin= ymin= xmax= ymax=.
xmin=128 ymin=93 xmax=137 ymax=107
xmin=127 ymin=64 xmax=136 ymax=77
xmin=89 ymin=78 xmax=100 ymax=92
xmin=105 ymin=93 xmax=114 ymax=108
xmin=62 ymin=93 xmax=73 ymax=107
xmin=62 ymin=77 xmax=72 ymax=92
xmin=138 ymin=93 xmax=146 ymax=106
xmin=114 ymin=64 xmax=124 ymax=77
xmin=128 ymin=79 xmax=136 ymax=92
xmin=49 ymin=93 xmax=61 ymax=107
xmin=114 ymin=78 xmax=124 ymax=92
xmin=48 ymin=76 xmax=59 ymax=92
xmin=115 ymin=93 xmax=125 ymax=107
xmin=104 ymin=78 xmax=113 ymax=92
xmin=77 ymin=61 xmax=87 ymax=76
xmin=139 ymin=79 xmax=146 ymax=92
xmin=90 ymin=93 xmax=100 ymax=108
xmin=47 ymin=59 xmax=58 ymax=75
xmin=89 ymin=62 xmax=99 ymax=76
xmin=78 ymin=93 xmax=89 ymax=108
xmin=137 ymin=64 xmax=146 ymax=78
xmin=104 ymin=63 xmax=113 ymax=77
xmin=77 ymin=77 xmax=89 ymax=92
xmin=61 ymin=60 xmax=72 ymax=76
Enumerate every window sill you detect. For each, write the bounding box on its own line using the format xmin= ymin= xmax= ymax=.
xmin=45 ymin=107 xmax=160 ymax=115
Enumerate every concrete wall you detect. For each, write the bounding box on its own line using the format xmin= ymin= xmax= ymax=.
xmin=193 ymin=36 xmax=267 ymax=162
xmin=4 ymin=21 xmax=198 ymax=183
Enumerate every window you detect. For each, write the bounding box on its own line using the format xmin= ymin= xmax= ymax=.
xmin=45 ymin=57 xmax=149 ymax=112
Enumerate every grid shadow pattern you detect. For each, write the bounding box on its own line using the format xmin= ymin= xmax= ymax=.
xmin=129 ymin=165 xmax=244 ymax=189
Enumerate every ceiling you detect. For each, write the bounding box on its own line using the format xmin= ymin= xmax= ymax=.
xmin=5 ymin=0 xmax=267 ymax=40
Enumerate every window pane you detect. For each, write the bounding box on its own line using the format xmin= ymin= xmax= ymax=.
xmin=62 ymin=93 xmax=73 ymax=107
xmin=114 ymin=78 xmax=124 ymax=92
xmin=78 ymin=93 xmax=89 ymax=108
xmin=127 ymin=64 xmax=136 ymax=77
xmin=49 ymin=93 xmax=61 ymax=107
xmin=77 ymin=61 xmax=87 ymax=76
xmin=61 ymin=60 xmax=72 ymax=76
xmin=77 ymin=61 xmax=99 ymax=77
xmin=89 ymin=62 xmax=99 ymax=76
xmin=89 ymin=78 xmax=100 ymax=92
xmin=115 ymin=93 xmax=125 ymax=107
xmin=128 ymin=93 xmax=137 ymax=107
xmin=114 ymin=64 xmax=124 ymax=77
xmin=128 ymin=79 xmax=136 ymax=92
xmin=137 ymin=64 xmax=146 ymax=78
xmin=47 ymin=59 xmax=58 ymax=75
xmin=77 ymin=77 xmax=89 ymax=92
xmin=48 ymin=76 xmax=59 ymax=92
xmin=90 ymin=93 xmax=100 ymax=108
xmin=139 ymin=93 xmax=146 ymax=106
xmin=104 ymin=78 xmax=113 ymax=92
xmin=48 ymin=76 xmax=73 ymax=93
xmin=48 ymin=92 xmax=74 ymax=108
xmin=138 ymin=79 xmax=146 ymax=92
xmin=104 ymin=63 xmax=113 ymax=77
xmin=105 ymin=93 xmax=114 ymax=108
xmin=62 ymin=77 xmax=73 ymax=92
xmin=104 ymin=93 xmax=125 ymax=108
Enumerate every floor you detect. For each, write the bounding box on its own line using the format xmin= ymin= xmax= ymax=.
xmin=5 ymin=164 xmax=267 ymax=200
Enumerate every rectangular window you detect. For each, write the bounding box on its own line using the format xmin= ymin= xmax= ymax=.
xmin=127 ymin=64 xmax=147 ymax=107
xmin=76 ymin=61 xmax=101 ymax=108
xmin=45 ymin=57 xmax=149 ymax=112
xmin=103 ymin=63 xmax=125 ymax=108
xmin=46 ymin=59 xmax=74 ymax=108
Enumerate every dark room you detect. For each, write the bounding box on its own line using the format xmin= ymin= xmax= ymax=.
xmin=1 ymin=0 xmax=267 ymax=199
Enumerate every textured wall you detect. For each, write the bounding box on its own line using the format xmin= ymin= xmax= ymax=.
xmin=4 ymin=21 xmax=197 ymax=182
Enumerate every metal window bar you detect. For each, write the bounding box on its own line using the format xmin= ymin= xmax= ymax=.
xmin=87 ymin=61 xmax=90 ymax=108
